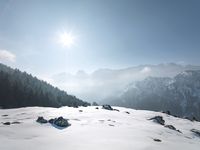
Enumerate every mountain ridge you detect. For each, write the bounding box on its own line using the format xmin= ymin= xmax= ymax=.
xmin=108 ymin=70 xmax=200 ymax=120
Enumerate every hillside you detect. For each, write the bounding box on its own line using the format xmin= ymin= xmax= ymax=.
xmin=108 ymin=70 xmax=200 ymax=120
xmin=0 ymin=106 xmax=199 ymax=150
xmin=0 ymin=63 xmax=90 ymax=108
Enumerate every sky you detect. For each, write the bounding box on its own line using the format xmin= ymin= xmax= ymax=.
xmin=0 ymin=0 xmax=200 ymax=78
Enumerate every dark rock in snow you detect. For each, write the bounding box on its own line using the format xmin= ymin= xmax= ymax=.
xmin=95 ymin=107 xmax=99 ymax=109
xmin=53 ymin=117 xmax=70 ymax=127
xmin=113 ymin=108 xmax=120 ymax=112
xmin=102 ymin=105 xmax=113 ymax=110
xmin=149 ymin=116 xmax=165 ymax=125
xmin=79 ymin=110 xmax=83 ymax=112
xmin=183 ymin=116 xmax=192 ymax=121
xmin=125 ymin=111 xmax=130 ymax=114
xmin=162 ymin=110 xmax=171 ymax=115
xmin=12 ymin=121 xmax=21 ymax=124
xmin=191 ymin=129 xmax=200 ymax=137
xmin=48 ymin=118 xmax=55 ymax=124
xmin=153 ymin=138 xmax=162 ymax=142
xmin=192 ymin=116 xmax=198 ymax=122
xmin=165 ymin=125 xmax=182 ymax=133
xmin=108 ymin=124 xmax=115 ymax=127
xmin=165 ymin=125 xmax=176 ymax=130
xmin=36 ymin=116 xmax=48 ymax=124
xmin=2 ymin=114 xmax=8 ymax=117
xmin=3 ymin=122 xmax=11 ymax=125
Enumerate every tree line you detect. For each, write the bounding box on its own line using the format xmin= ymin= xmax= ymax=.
xmin=0 ymin=63 xmax=90 ymax=108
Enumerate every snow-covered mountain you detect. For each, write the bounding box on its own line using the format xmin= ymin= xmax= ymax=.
xmin=51 ymin=63 xmax=200 ymax=102
xmin=0 ymin=106 xmax=200 ymax=150
xmin=108 ymin=70 xmax=200 ymax=120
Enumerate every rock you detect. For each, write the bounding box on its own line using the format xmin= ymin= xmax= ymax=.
xmin=165 ymin=125 xmax=176 ymax=130
xmin=183 ymin=116 xmax=192 ymax=121
xmin=191 ymin=129 xmax=200 ymax=137
xmin=153 ymin=138 xmax=162 ymax=142
xmin=2 ymin=114 xmax=8 ymax=117
xmin=108 ymin=124 xmax=115 ymax=126
xmin=79 ymin=110 xmax=83 ymax=112
xmin=3 ymin=122 xmax=11 ymax=125
xmin=162 ymin=110 xmax=171 ymax=115
xmin=12 ymin=121 xmax=21 ymax=124
xmin=113 ymin=109 xmax=119 ymax=112
xmin=95 ymin=107 xmax=99 ymax=109
xmin=102 ymin=105 xmax=113 ymax=110
xmin=53 ymin=117 xmax=70 ymax=127
xmin=125 ymin=111 xmax=130 ymax=114
xmin=36 ymin=116 xmax=48 ymax=124
xmin=165 ymin=125 xmax=182 ymax=133
xmin=149 ymin=116 xmax=165 ymax=125
xmin=192 ymin=116 xmax=198 ymax=122
xmin=48 ymin=118 xmax=55 ymax=124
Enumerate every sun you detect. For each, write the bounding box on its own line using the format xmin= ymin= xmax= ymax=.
xmin=58 ymin=31 xmax=76 ymax=48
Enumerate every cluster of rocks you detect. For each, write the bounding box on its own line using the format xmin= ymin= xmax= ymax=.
xmin=148 ymin=116 xmax=182 ymax=133
xmin=2 ymin=121 xmax=21 ymax=125
xmin=36 ymin=116 xmax=70 ymax=128
xmin=162 ymin=110 xmax=199 ymax=122
xmin=183 ymin=116 xmax=199 ymax=122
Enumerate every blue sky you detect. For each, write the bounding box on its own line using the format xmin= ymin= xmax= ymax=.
xmin=0 ymin=0 xmax=200 ymax=77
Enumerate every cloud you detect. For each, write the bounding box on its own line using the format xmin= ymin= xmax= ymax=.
xmin=140 ymin=67 xmax=152 ymax=74
xmin=0 ymin=49 xmax=16 ymax=62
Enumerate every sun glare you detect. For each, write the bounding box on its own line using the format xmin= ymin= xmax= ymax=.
xmin=58 ymin=31 xmax=76 ymax=48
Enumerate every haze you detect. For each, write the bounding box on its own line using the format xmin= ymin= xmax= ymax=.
xmin=0 ymin=0 xmax=200 ymax=101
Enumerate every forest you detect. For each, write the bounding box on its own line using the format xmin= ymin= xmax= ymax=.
xmin=0 ymin=63 xmax=90 ymax=108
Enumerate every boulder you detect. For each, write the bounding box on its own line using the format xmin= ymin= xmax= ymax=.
xmin=191 ymin=129 xmax=200 ymax=137
xmin=12 ymin=121 xmax=21 ymax=124
xmin=165 ymin=125 xmax=182 ymax=133
xmin=162 ymin=110 xmax=171 ymax=115
xmin=192 ymin=116 xmax=198 ymax=122
xmin=36 ymin=116 xmax=48 ymax=124
xmin=153 ymin=138 xmax=162 ymax=142
xmin=165 ymin=125 xmax=176 ymax=130
xmin=149 ymin=116 xmax=165 ymax=125
xmin=53 ymin=117 xmax=70 ymax=128
xmin=48 ymin=118 xmax=55 ymax=124
xmin=125 ymin=111 xmax=130 ymax=114
xmin=102 ymin=105 xmax=113 ymax=110
xmin=3 ymin=122 xmax=11 ymax=125
xmin=113 ymin=108 xmax=120 ymax=112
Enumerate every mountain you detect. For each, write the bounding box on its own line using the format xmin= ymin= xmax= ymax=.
xmin=108 ymin=70 xmax=200 ymax=120
xmin=0 ymin=63 xmax=90 ymax=108
xmin=51 ymin=63 xmax=200 ymax=102
xmin=0 ymin=106 xmax=199 ymax=150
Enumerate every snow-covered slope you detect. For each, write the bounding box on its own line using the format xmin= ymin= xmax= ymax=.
xmin=0 ymin=106 xmax=200 ymax=150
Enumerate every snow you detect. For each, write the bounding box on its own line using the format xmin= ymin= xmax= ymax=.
xmin=0 ymin=106 xmax=200 ymax=150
